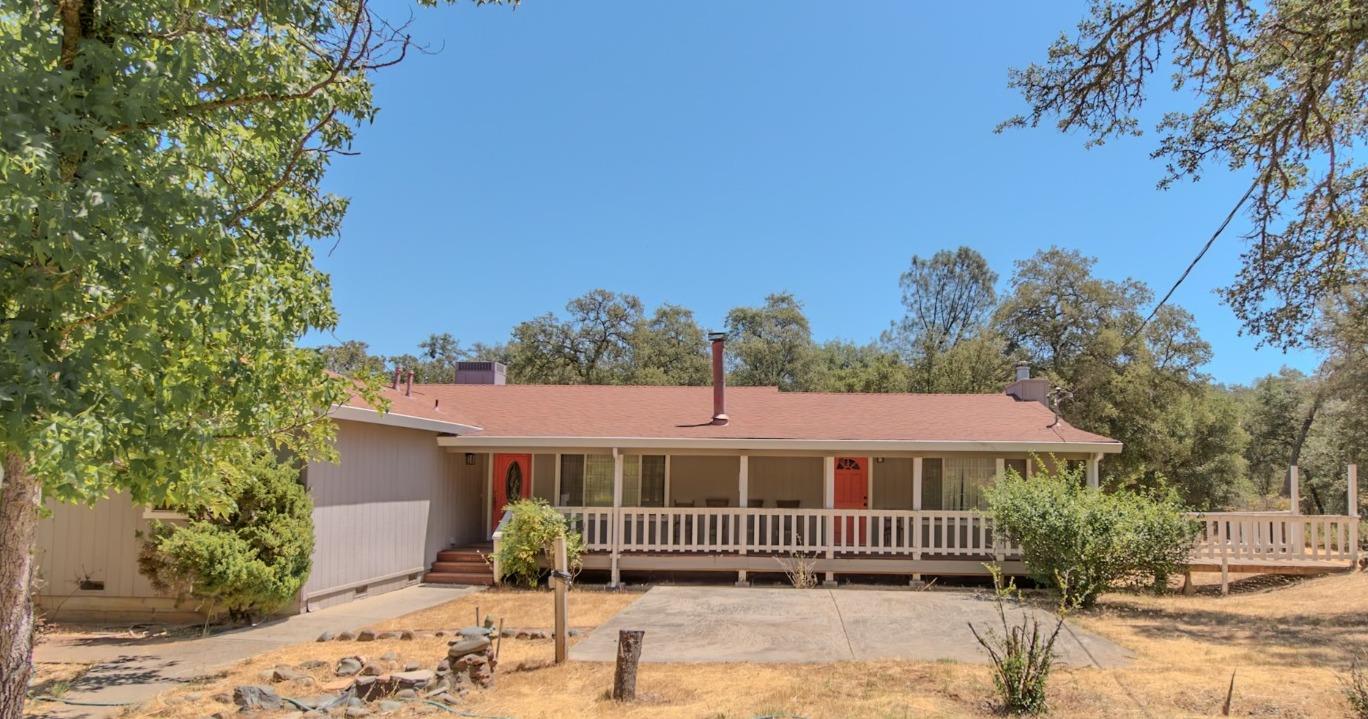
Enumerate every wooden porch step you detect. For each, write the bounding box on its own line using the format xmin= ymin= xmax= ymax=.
xmin=430 ymin=560 xmax=490 ymax=574
xmin=436 ymin=549 xmax=490 ymax=563
xmin=424 ymin=571 xmax=496 ymax=586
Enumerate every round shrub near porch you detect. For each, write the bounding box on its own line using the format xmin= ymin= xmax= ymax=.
xmin=493 ymin=498 xmax=585 ymax=588
xmin=986 ymin=462 xmax=1199 ymax=608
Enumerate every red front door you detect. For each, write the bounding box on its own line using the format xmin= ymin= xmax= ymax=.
xmin=491 ymin=453 xmax=532 ymax=531
xmin=834 ymin=457 xmax=868 ymax=545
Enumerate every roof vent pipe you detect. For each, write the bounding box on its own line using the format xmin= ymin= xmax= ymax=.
xmin=405 ymin=370 xmax=414 ymax=397
xmin=392 ymin=367 xmax=401 ymax=390
xmin=709 ymin=331 xmax=728 ymax=425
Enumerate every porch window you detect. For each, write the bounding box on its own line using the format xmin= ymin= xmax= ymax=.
xmin=1004 ymin=458 xmax=1028 ymax=479
xmin=942 ymin=456 xmax=996 ymax=510
xmin=557 ymin=454 xmax=665 ymax=507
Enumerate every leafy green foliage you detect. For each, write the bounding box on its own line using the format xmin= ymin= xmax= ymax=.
xmin=493 ymin=499 xmax=585 ymax=589
xmin=1003 ymin=0 xmax=1368 ymax=349
xmin=137 ymin=447 xmax=314 ymax=620
xmin=986 ymin=461 xmax=1199 ymax=608
xmin=725 ymin=293 xmax=818 ymax=391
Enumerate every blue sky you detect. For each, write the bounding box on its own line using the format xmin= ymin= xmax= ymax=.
xmin=312 ymin=1 xmax=1320 ymax=386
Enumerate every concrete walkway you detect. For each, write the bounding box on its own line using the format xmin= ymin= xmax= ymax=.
xmin=30 ymin=585 xmax=481 ymax=719
xmin=570 ymin=586 xmax=1131 ymax=667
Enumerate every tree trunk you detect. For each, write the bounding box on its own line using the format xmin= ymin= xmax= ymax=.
xmin=1285 ymin=385 xmax=1325 ymax=500
xmin=610 ymin=629 xmax=644 ymax=701
xmin=0 ymin=453 xmax=41 ymax=719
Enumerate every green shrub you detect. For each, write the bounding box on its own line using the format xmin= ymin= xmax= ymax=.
xmin=493 ymin=498 xmax=585 ymax=588
xmin=137 ymin=447 xmax=314 ymax=621
xmin=986 ymin=460 xmax=1198 ymax=608
xmin=1345 ymin=653 xmax=1368 ymax=718
xmin=970 ymin=565 xmax=1063 ymax=715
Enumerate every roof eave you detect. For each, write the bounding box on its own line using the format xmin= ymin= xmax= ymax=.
xmin=331 ymin=405 xmax=483 ymax=435
xmin=434 ymin=435 xmax=1123 ymax=454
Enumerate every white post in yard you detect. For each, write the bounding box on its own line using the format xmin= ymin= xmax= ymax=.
xmin=611 ymin=448 xmax=623 ymax=588
xmin=823 ymin=456 xmax=835 ymax=586
xmin=1349 ymin=465 xmax=1359 ymax=567
xmin=1289 ymin=465 xmax=1300 ymax=514
xmin=911 ymin=457 xmax=923 ymax=584
xmin=1289 ymin=465 xmax=1303 ymax=557
xmin=1086 ymin=453 xmax=1101 ymax=489
xmin=737 ymin=454 xmax=749 ymax=587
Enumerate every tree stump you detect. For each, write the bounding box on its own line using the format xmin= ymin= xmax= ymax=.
xmin=611 ymin=629 xmax=644 ymax=701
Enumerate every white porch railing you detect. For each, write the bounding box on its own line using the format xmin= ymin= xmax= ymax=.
xmin=1188 ymin=512 xmax=1360 ymax=564
xmin=553 ymin=506 xmax=1360 ymax=569
xmin=556 ymin=506 xmax=1022 ymax=559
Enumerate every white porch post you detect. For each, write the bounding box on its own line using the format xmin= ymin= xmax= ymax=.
xmin=1086 ymin=453 xmax=1101 ymax=489
xmin=823 ymin=456 xmax=835 ymax=586
xmin=1289 ymin=465 xmax=1300 ymax=514
xmin=911 ymin=457 xmax=924 ymax=584
xmin=483 ymin=453 xmax=494 ymax=537
xmin=1288 ymin=465 xmax=1303 ymax=555
xmin=737 ymin=454 xmax=750 ymax=586
xmin=1349 ymin=465 xmax=1359 ymax=566
xmin=553 ymin=453 xmax=562 ymax=506
xmin=610 ymin=448 xmax=623 ymax=588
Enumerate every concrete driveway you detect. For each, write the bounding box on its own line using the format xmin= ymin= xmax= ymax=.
xmin=570 ymin=586 xmax=1131 ymax=667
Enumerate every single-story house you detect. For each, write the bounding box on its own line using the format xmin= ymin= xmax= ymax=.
xmin=33 ymin=337 xmax=1122 ymax=619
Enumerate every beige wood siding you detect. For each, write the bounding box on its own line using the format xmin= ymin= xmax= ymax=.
xmin=666 ymin=455 xmax=740 ymax=506
xmin=873 ymin=458 xmax=915 ymax=509
xmin=532 ymin=453 xmax=556 ymax=502
xmin=748 ymin=456 xmax=823 ymax=508
xmin=34 ymin=493 xmax=165 ymax=603
xmin=303 ymin=420 xmax=481 ymax=605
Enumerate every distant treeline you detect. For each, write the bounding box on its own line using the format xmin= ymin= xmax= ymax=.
xmin=318 ymin=247 xmax=1367 ymax=514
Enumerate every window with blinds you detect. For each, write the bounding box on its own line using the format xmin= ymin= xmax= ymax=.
xmin=557 ymin=454 xmax=665 ymax=507
xmin=942 ymin=456 xmax=997 ymax=510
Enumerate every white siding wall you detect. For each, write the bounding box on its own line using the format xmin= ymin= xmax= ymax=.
xmin=303 ymin=420 xmax=481 ymax=607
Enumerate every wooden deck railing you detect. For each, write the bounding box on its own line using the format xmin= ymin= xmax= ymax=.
xmin=1188 ymin=512 xmax=1360 ymax=564
xmin=551 ymin=506 xmax=1359 ymax=570
xmin=556 ymin=506 xmax=1022 ymax=559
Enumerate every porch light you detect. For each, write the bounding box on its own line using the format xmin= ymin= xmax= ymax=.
xmin=465 ymin=453 xmax=477 ymax=466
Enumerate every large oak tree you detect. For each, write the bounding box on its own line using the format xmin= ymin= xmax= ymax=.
xmin=0 ymin=1 xmax=507 ymax=714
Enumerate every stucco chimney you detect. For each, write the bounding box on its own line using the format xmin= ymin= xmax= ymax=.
xmin=709 ymin=332 xmax=728 ymax=424
xmin=392 ymin=368 xmax=401 ymax=390
xmin=405 ymin=370 xmax=414 ymax=396
xmin=1005 ymin=363 xmax=1050 ymax=406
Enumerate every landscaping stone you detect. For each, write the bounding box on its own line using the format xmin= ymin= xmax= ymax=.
xmin=335 ymin=657 xmax=364 ymax=677
xmin=344 ymin=707 xmax=371 ymax=718
xmin=376 ymin=631 xmax=401 ymax=640
xmin=379 ymin=651 xmax=399 ymax=662
xmin=336 ymin=631 xmax=355 ymax=641
xmin=456 ymin=626 xmax=490 ymax=639
xmin=399 ymin=630 xmax=415 ymax=641
xmin=316 ymin=631 xmax=336 ymax=642
xmin=378 ymin=700 xmax=404 ymax=713
xmin=393 ymin=689 xmax=418 ymax=701
xmin=392 ymin=670 xmax=434 ymax=689
xmin=356 ymin=629 xmax=377 ymax=642
xmin=232 ymin=685 xmax=283 ymax=711
xmin=429 ymin=692 xmax=461 ymax=706
xmin=300 ymin=659 xmax=330 ymax=670
xmin=272 ymin=665 xmax=307 ymax=682
xmin=358 ymin=663 xmax=384 ymax=677
xmin=445 ymin=637 xmax=490 ymax=659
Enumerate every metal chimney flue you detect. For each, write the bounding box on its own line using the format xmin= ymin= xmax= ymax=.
xmin=709 ymin=332 xmax=728 ymax=424
xmin=1015 ymin=361 xmax=1031 ymax=382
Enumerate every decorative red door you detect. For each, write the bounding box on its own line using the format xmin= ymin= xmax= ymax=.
xmin=834 ymin=457 xmax=868 ymax=545
xmin=491 ymin=454 xmax=532 ymax=531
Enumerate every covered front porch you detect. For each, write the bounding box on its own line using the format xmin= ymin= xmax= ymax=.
xmin=444 ymin=445 xmax=1105 ymax=585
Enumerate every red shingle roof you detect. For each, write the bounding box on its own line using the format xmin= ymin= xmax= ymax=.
xmin=349 ymin=383 xmax=1117 ymax=446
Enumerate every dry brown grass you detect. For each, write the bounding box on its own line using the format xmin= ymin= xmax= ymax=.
xmin=120 ymin=572 xmax=1368 ymax=719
